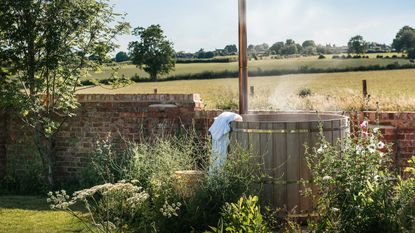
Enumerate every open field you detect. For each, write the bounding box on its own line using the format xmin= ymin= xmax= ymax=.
xmin=79 ymin=69 xmax=415 ymax=111
xmin=0 ymin=196 xmax=85 ymax=233
xmin=91 ymin=55 xmax=413 ymax=80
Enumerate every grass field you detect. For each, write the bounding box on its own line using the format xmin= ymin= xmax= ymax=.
xmin=91 ymin=55 xmax=413 ymax=80
xmin=78 ymin=69 xmax=415 ymax=111
xmin=0 ymin=196 xmax=85 ymax=233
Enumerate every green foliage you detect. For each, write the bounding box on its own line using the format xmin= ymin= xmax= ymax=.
xmin=224 ymin=45 xmax=238 ymax=55
xmin=206 ymin=195 xmax=268 ymax=233
xmin=302 ymin=40 xmax=316 ymax=48
xmin=408 ymin=48 xmax=415 ymax=59
xmin=176 ymin=57 xmax=237 ymax=64
xmin=0 ymin=0 xmax=130 ymax=186
xmin=298 ymin=87 xmax=312 ymax=97
xmin=392 ymin=26 xmax=415 ymax=52
xmin=48 ymin=181 xmax=150 ymax=233
xmin=306 ymin=123 xmax=415 ymax=233
xmin=128 ymin=24 xmax=175 ymax=81
xmin=348 ymin=35 xmax=368 ymax=54
xmin=195 ymin=49 xmax=215 ymax=59
xmin=76 ymin=133 xmax=262 ymax=232
xmin=0 ymin=144 xmax=47 ymax=195
xmin=115 ymin=51 xmax=129 ymax=62
xmin=263 ymin=207 xmax=301 ymax=233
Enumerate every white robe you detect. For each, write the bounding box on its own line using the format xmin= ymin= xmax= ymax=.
xmin=208 ymin=112 xmax=243 ymax=174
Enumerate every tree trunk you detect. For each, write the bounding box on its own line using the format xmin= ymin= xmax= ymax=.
xmin=34 ymin=126 xmax=55 ymax=187
xmin=150 ymin=73 xmax=157 ymax=82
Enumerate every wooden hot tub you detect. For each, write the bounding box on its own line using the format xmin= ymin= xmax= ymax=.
xmin=230 ymin=112 xmax=349 ymax=213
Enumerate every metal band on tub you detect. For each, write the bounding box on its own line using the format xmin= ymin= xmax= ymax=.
xmin=231 ymin=127 xmax=349 ymax=134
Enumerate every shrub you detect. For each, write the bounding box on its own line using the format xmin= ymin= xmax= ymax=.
xmin=48 ymin=181 xmax=151 ymax=233
xmin=75 ymin=133 xmax=262 ymax=232
xmin=298 ymin=87 xmax=312 ymax=97
xmin=392 ymin=55 xmax=398 ymax=58
xmin=318 ymin=54 xmax=326 ymax=59
xmin=0 ymin=142 xmax=48 ymax=195
xmin=332 ymin=55 xmax=340 ymax=59
xmin=206 ymin=195 xmax=268 ymax=233
xmin=408 ymin=48 xmax=415 ymax=59
xmin=306 ymin=122 xmax=415 ymax=233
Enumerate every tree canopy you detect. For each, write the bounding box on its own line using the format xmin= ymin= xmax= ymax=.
xmin=128 ymin=24 xmax=175 ymax=81
xmin=115 ymin=51 xmax=130 ymax=62
xmin=0 ymin=0 xmax=129 ymax=185
xmin=224 ymin=44 xmax=238 ymax=55
xmin=348 ymin=35 xmax=367 ymax=54
xmin=392 ymin=26 xmax=415 ymax=53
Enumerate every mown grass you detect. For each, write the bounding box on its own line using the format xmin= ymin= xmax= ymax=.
xmin=78 ymin=69 xmax=415 ymax=111
xmin=90 ymin=55 xmax=412 ymax=80
xmin=0 ymin=196 xmax=86 ymax=233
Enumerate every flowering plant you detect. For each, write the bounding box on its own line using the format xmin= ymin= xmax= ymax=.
xmin=48 ymin=180 xmax=150 ymax=233
xmin=306 ymin=121 xmax=415 ymax=233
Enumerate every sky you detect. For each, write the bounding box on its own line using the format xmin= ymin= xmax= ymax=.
xmin=110 ymin=0 xmax=415 ymax=53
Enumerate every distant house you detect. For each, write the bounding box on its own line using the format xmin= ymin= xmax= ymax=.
xmin=367 ymin=42 xmax=392 ymax=53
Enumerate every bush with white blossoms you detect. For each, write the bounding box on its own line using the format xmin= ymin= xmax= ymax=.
xmin=48 ymin=180 xmax=149 ymax=233
xmin=159 ymin=200 xmax=182 ymax=218
xmin=306 ymin=121 xmax=415 ymax=233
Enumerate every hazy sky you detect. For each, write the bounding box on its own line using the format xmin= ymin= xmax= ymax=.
xmin=110 ymin=0 xmax=415 ymax=53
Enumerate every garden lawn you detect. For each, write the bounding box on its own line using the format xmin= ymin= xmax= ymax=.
xmin=0 ymin=196 xmax=86 ymax=233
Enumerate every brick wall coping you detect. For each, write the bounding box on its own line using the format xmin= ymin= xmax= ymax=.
xmin=76 ymin=94 xmax=201 ymax=103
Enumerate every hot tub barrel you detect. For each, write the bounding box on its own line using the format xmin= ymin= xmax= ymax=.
xmin=230 ymin=113 xmax=349 ymax=213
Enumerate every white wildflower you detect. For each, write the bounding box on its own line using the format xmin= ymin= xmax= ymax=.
xmin=356 ymin=145 xmax=364 ymax=155
xmin=367 ymin=144 xmax=376 ymax=153
xmin=377 ymin=141 xmax=385 ymax=149
xmin=159 ymin=200 xmax=181 ymax=218
xmin=322 ymin=176 xmax=332 ymax=181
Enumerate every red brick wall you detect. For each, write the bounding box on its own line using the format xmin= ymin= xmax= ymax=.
xmin=1 ymin=95 xmax=415 ymax=180
xmin=354 ymin=111 xmax=415 ymax=169
xmin=52 ymin=94 xmax=205 ymax=178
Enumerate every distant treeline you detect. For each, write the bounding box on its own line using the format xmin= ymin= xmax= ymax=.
xmin=176 ymin=57 xmax=238 ymax=63
xmin=81 ymin=62 xmax=415 ymax=86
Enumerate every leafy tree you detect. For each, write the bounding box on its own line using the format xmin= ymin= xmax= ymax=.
xmin=254 ymin=43 xmax=269 ymax=54
xmin=128 ymin=24 xmax=175 ymax=81
xmin=302 ymin=46 xmax=317 ymax=55
xmin=281 ymin=44 xmax=298 ymax=55
xmin=115 ymin=51 xmax=129 ymax=62
xmin=269 ymin=42 xmax=284 ymax=55
xmin=0 ymin=0 xmax=129 ymax=186
xmin=224 ymin=44 xmax=238 ymax=55
xmin=248 ymin=44 xmax=255 ymax=54
xmin=285 ymin=39 xmax=295 ymax=46
xmin=392 ymin=26 xmax=415 ymax=53
xmin=194 ymin=48 xmax=215 ymax=59
xmin=302 ymin=40 xmax=316 ymax=48
xmin=348 ymin=35 xmax=368 ymax=54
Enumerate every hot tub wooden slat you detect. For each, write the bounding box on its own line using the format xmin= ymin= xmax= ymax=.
xmin=230 ymin=113 xmax=348 ymax=213
xmin=286 ymin=122 xmax=300 ymax=211
xmin=274 ymin=122 xmax=286 ymax=207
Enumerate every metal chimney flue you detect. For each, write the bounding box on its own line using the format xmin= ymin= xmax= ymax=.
xmin=238 ymin=0 xmax=248 ymax=115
